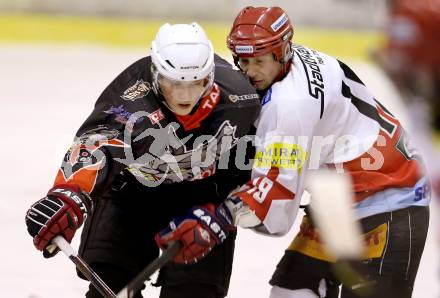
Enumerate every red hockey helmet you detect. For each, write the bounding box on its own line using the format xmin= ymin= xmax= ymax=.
xmin=385 ymin=0 xmax=440 ymax=74
xmin=227 ymin=6 xmax=294 ymax=65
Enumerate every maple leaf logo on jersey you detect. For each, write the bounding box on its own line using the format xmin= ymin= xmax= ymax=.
xmin=123 ymin=121 xmax=238 ymax=186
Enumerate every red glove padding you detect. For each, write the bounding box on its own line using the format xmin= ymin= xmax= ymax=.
xmin=25 ymin=184 xmax=92 ymax=257
xmin=155 ymin=204 xmax=231 ymax=264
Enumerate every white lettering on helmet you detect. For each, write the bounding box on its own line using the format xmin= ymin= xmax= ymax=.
xmin=235 ymin=45 xmax=254 ymax=54
xmin=271 ymin=13 xmax=288 ymax=32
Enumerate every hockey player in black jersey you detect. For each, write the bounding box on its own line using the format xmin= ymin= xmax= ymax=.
xmin=25 ymin=22 xmax=260 ymax=298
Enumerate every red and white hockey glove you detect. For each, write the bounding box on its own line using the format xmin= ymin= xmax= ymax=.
xmin=155 ymin=204 xmax=232 ymax=264
xmin=25 ymin=184 xmax=92 ymax=258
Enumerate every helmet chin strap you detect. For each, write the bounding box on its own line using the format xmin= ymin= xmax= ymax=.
xmin=273 ymin=58 xmax=292 ymax=84
xmin=273 ymin=44 xmax=294 ymax=84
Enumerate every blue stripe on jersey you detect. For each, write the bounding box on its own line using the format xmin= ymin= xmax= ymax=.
xmin=354 ymin=176 xmax=431 ymax=219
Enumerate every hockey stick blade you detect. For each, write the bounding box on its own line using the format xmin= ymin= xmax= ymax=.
xmin=307 ymin=170 xmax=363 ymax=259
xmin=117 ymin=241 xmax=182 ymax=298
xmin=52 ymin=236 xmax=117 ymax=298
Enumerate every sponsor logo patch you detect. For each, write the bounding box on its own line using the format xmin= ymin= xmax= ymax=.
xmin=180 ymin=65 xmax=199 ymax=70
xmin=288 ymin=217 xmax=388 ymax=262
xmin=254 ymin=142 xmax=307 ymax=172
xmin=235 ymin=45 xmax=254 ymax=54
xmin=121 ymin=79 xmax=151 ymax=101
xmin=271 ymin=13 xmax=288 ymax=32
xmin=228 ymin=93 xmax=259 ymax=103
xmin=294 ymin=45 xmax=325 ymax=118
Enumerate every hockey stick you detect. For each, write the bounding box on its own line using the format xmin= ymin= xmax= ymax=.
xmin=307 ymin=171 xmax=375 ymax=295
xmin=117 ymin=241 xmax=182 ymax=298
xmin=306 ymin=170 xmax=363 ymax=258
xmin=51 ymin=236 xmax=117 ymax=298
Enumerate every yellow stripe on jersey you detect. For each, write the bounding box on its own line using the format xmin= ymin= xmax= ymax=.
xmin=288 ymin=216 xmax=388 ymax=263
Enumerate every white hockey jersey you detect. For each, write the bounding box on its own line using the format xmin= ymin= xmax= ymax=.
xmin=232 ymin=45 xmax=430 ymax=235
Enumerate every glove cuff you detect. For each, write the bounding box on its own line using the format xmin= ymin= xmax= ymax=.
xmin=222 ymin=195 xmax=262 ymax=228
xmin=47 ymin=184 xmax=93 ymax=226
xmin=190 ymin=206 xmax=229 ymax=244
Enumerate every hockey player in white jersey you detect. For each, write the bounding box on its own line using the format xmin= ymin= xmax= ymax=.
xmin=222 ymin=6 xmax=431 ymax=298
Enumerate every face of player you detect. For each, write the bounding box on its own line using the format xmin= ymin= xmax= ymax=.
xmin=158 ymin=76 xmax=209 ymax=116
xmin=238 ymin=54 xmax=283 ymax=91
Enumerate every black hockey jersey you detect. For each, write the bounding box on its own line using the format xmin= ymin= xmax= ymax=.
xmin=54 ymin=55 xmax=260 ymax=201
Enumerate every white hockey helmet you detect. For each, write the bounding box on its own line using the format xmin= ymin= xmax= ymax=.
xmin=151 ymin=22 xmax=215 ymax=98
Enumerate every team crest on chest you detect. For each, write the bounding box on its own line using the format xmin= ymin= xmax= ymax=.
xmin=121 ymin=79 xmax=151 ymax=101
xmin=126 ymin=120 xmax=239 ymax=185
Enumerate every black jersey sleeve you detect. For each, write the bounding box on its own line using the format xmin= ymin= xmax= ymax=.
xmin=53 ymin=58 xmax=150 ymax=199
